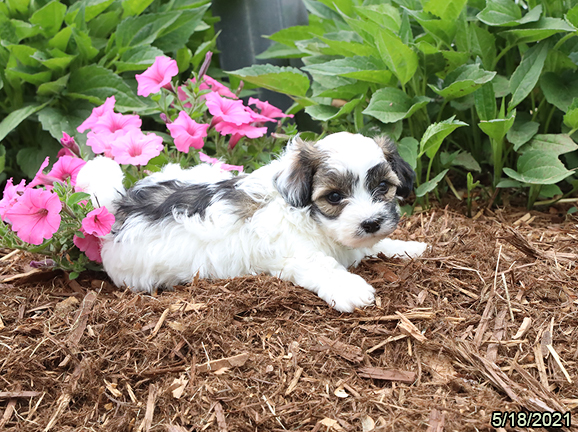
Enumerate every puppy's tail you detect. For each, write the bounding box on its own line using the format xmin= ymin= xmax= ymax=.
xmin=76 ymin=157 xmax=125 ymax=212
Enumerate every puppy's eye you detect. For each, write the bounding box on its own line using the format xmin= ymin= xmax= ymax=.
xmin=378 ymin=181 xmax=390 ymax=190
xmin=326 ymin=192 xmax=343 ymax=204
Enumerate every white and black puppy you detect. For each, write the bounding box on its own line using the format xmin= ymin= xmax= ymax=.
xmin=76 ymin=132 xmax=428 ymax=312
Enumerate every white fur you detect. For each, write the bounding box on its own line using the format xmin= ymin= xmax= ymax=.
xmin=79 ymin=133 xmax=428 ymax=312
xmin=75 ymin=156 xmax=125 ymax=211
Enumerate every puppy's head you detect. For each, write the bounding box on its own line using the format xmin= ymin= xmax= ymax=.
xmin=275 ymin=132 xmax=415 ymax=248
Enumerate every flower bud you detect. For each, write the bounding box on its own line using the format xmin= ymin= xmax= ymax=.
xmin=198 ymin=51 xmax=213 ymax=80
xmin=30 ymin=259 xmax=55 ymax=269
xmin=60 ymin=132 xmax=81 ymax=157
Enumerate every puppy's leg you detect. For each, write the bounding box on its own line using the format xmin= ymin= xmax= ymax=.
xmin=281 ymin=253 xmax=375 ymax=313
xmin=371 ymin=238 xmax=429 ymax=259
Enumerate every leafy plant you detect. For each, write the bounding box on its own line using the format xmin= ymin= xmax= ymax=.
xmin=0 ymin=0 xmax=215 ymax=185
xmin=466 ymin=172 xmax=481 ymax=217
xmin=227 ymin=0 xmax=578 ymax=208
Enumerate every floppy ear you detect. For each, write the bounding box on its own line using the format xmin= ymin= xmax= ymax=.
xmin=374 ymin=136 xmax=416 ymax=199
xmin=275 ymin=137 xmax=322 ymax=208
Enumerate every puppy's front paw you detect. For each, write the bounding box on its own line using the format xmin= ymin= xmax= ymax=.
xmin=319 ymin=273 xmax=375 ymax=313
xmin=375 ymin=239 xmax=429 ymax=259
xmin=401 ymin=241 xmax=429 ymax=259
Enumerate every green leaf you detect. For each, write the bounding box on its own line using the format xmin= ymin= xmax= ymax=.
xmin=454 ymin=151 xmax=481 ymax=172
xmin=509 ymin=40 xmax=550 ymax=110
xmin=507 ymin=119 xmax=539 ymax=150
xmin=354 ymin=4 xmax=401 ymax=32
xmin=115 ymin=11 xmax=180 ymax=52
xmin=66 ymin=0 xmax=115 ymax=23
xmin=29 ymin=0 xmax=67 ymax=38
xmin=397 ymin=137 xmax=418 ymax=170
xmin=540 ymin=71 xmax=578 ymax=112
xmin=115 ymin=45 xmax=164 ymax=73
xmin=504 ymin=152 xmax=574 ymax=184
xmin=37 ymin=106 xmax=89 ymax=144
xmin=415 ymin=169 xmax=449 ymax=197
xmin=517 ymin=134 xmax=578 ymax=155
xmin=318 ymin=33 xmax=379 ymax=58
xmin=68 ymin=192 xmax=91 ymax=206
xmin=72 ymin=28 xmax=99 ymax=60
xmin=564 ymin=98 xmax=578 ymax=130
xmin=37 ymin=74 xmax=70 ymax=96
xmin=48 ymin=26 xmax=72 ymax=51
xmin=477 ymin=0 xmax=541 ymax=27
xmin=496 ymin=178 xmax=523 ymax=188
xmin=227 ymin=64 xmax=313 ymax=105
xmin=363 ymin=87 xmax=430 ymax=124
xmin=423 ymin=0 xmax=467 ymax=21
xmin=122 ymin=0 xmax=154 ymax=17
xmin=154 ymin=5 xmax=209 ymax=52
xmin=32 ymin=49 xmax=75 ymax=71
xmin=317 ymin=0 xmax=355 ymax=16
xmin=68 ymin=65 xmax=145 ymax=111
xmin=420 ymin=116 xmax=468 ymax=158
xmin=404 ymin=10 xmax=456 ymax=47
xmin=267 ymin=25 xmax=324 ymax=48
xmin=478 ymin=109 xmax=516 ymax=142
xmin=305 ymin=96 xmax=363 ymax=121
xmin=429 ymin=63 xmax=496 ymax=100
xmin=375 ymin=29 xmax=418 ymax=86
xmin=257 ymin=42 xmax=308 ymax=59
xmin=474 ymin=82 xmax=497 ymax=121
xmin=500 ymin=17 xmax=574 ymax=44
xmin=6 ymin=66 xmax=52 ymax=85
xmin=303 ymin=56 xmax=392 ymax=84
xmin=0 ymin=103 xmax=48 ymax=143
xmin=0 ymin=144 xmax=5 ymax=174
xmin=469 ymin=25 xmax=496 ymax=70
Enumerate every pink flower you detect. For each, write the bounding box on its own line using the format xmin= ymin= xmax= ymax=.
xmin=60 ymin=132 xmax=81 ymax=156
xmin=74 ymin=229 xmax=102 ymax=263
xmin=194 ymin=75 xmax=237 ymax=99
xmin=205 ymin=92 xmax=252 ymax=125
xmin=5 ymin=188 xmax=62 ymax=245
xmin=81 ymin=206 xmax=115 ymax=237
xmin=198 ymin=152 xmax=243 ymax=173
xmin=91 ymin=110 xmax=142 ymax=135
xmin=177 ymin=86 xmax=193 ymax=108
xmin=214 ymin=121 xmax=267 ymax=139
xmin=87 ymin=130 xmax=125 ymax=158
xmin=249 ymin=97 xmax=293 ymax=120
xmin=77 ymin=96 xmax=116 ymax=133
xmin=28 ymin=157 xmax=51 ymax=188
xmin=166 ymin=111 xmax=209 ymax=153
xmin=111 ymin=129 xmax=164 ymax=166
xmin=0 ymin=178 xmax=26 ymax=222
xmin=58 ymin=148 xmax=74 ymax=158
xmin=47 ymin=156 xmax=86 ymax=186
xmin=135 ymin=56 xmax=178 ymax=97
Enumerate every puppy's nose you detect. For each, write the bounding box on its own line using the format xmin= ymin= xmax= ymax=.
xmin=361 ymin=219 xmax=381 ymax=234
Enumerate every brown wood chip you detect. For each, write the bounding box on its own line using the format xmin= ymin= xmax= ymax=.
xmin=318 ymin=336 xmax=364 ymax=363
xmin=358 ymin=367 xmax=416 ymax=383
xmin=196 ymin=353 xmax=249 ymax=373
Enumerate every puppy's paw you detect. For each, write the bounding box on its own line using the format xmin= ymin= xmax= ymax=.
xmin=399 ymin=241 xmax=429 ymax=259
xmin=374 ymin=239 xmax=429 ymax=259
xmin=319 ymin=273 xmax=375 ymax=313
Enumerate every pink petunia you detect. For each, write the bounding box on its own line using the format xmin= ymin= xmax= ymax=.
xmin=47 ymin=156 xmax=86 ymax=186
xmin=248 ymin=97 xmax=294 ymax=120
xmin=194 ymin=75 xmax=237 ymax=99
xmin=111 ymin=129 xmax=164 ymax=166
xmin=214 ymin=121 xmax=267 ymax=139
xmin=58 ymin=148 xmax=74 ymax=158
xmin=198 ymin=152 xmax=243 ymax=173
xmin=177 ymin=86 xmax=193 ymax=108
xmin=60 ymin=132 xmax=81 ymax=156
xmin=28 ymin=157 xmax=51 ymax=188
xmin=0 ymin=178 xmax=27 ymax=222
xmin=87 ymin=130 xmax=125 ymax=158
xmin=77 ymin=96 xmax=116 ymax=133
xmin=91 ymin=110 xmax=142 ymax=135
xmin=81 ymin=206 xmax=115 ymax=237
xmin=5 ymin=188 xmax=62 ymax=245
xmin=166 ymin=111 xmax=209 ymax=153
xmin=74 ymin=229 xmax=102 ymax=263
xmin=135 ymin=56 xmax=178 ymax=97
xmin=205 ymin=92 xmax=252 ymax=125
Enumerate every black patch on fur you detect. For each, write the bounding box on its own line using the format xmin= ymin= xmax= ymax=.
xmin=375 ymin=137 xmax=416 ymax=199
xmin=115 ymin=176 xmax=249 ymax=225
xmin=365 ymin=162 xmax=393 ymax=191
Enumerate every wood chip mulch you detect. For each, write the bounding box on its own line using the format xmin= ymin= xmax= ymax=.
xmin=1 ymin=207 xmax=577 ymax=432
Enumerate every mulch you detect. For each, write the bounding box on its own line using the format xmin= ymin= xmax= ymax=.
xmin=1 ymin=204 xmax=578 ymax=432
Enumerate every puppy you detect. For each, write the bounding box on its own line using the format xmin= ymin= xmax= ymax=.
xmin=77 ymin=132 xmax=428 ymax=312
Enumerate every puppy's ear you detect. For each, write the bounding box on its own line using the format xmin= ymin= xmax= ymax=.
xmin=374 ymin=136 xmax=416 ymax=199
xmin=275 ymin=137 xmax=322 ymax=208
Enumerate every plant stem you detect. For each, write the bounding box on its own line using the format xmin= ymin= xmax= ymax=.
xmin=543 ymin=105 xmax=557 ymax=133
xmin=527 ymin=184 xmax=542 ymax=209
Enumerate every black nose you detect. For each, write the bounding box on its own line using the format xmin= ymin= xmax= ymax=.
xmin=361 ymin=219 xmax=381 ymax=234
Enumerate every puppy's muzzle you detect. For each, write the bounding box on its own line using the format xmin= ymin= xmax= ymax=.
xmin=361 ymin=218 xmax=382 ymax=234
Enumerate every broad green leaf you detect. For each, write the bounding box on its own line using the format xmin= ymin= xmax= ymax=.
xmin=469 ymin=25 xmax=496 ymax=70
xmin=303 ymin=57 xmax=393 ymax=84
xmin=227 ymin=64 xmax=313 ymax=104
xmin=354 ymin=4 xmax=401 ymax=32
xmin=6 ymin=66 xmax=52 ymax=85
xmin=496 ymin=178 xmax=523 ymax=188
xmin=474 ymin=82 xmax=497 ymax=121
xmin=191 ymin=31 xmax=218 ymax=68
xmin=564 ymin=98 xmax=578 ymax=130
xmin=317 ymin=0 xmax=355 ymax=16
xmin=48 ymin=26 xmax=72 ymax=51
xmin=267 ymin=25 xmax=324 ymax=48
xmin=11 ymin=19 xmax=41 ymax=41
xmin=493 ymin=75 xmax=511 ymax=97
xmin=517 ymin=134 xmax=578 ymax=155
xmin=176 ymin=47 xmax=191 ymax=72
xmin=420 ymin=117 xmax=468 ymax=158
xmin=154 ymin=5 xmax=209 ymax=52
xmin=37 ymin=74 xmax=70 ymax=96
xmin=500 ymin=17 xmax=574 ymax=44
xmin=363 ymin=87 xmax=430 ymax=124
xmin=115 ymin=11 xmax=180 ymax=52
xmin=507 ymin=119 xmax=539 ymax=150
xmin=567 ymin=4 xmax=578 ymax=29
xmin=415 ymin=169 xmax=449 ymax=197
xmin=509 ymin=41 xmax=549 ymax=110
xmin=312 ymin=76 xmax=369 ymax=99
xmin=302 ymin=0 xmax=344 ymax=21
xmin=72 ymin=28 xmax=99 ymax=61
xmin=341 ymin=14 xmax=383 ymax=46
xmin=540 ymin=71 xmax=578 ymax=112
xmin=318 ymin=33 xmax=379 ymax=58
xmin=68 ymin=192 xmax=92 ymax=207
xmin=29 ymin=0 xmax=66 ymax=38
xmin=305 ymin=96 xmax=363 ymax=121
xmin=453 ymin=151 xmax=482 ymax=172
xmin=504 ymin=152 xmax=574 ymax=184
xmin=539 ymin=184 xmax=563 ymax=198
xmin=5 ymin=0 xmax=30 ymax=15
xmin=88 ymin=10 xmax=122 ymax=39
xmin=0 ymin=102 xmax=48 ymax=143
xmin=38 ymin=106 xmax=90 ymax=145
xmin=478 ymin=109 xmax=516 ymax=142
xmin=423 ymin=0 xmax=467 ymax=21
xmin=32 ymin=49 xmax=75 ymax=71
xmin=397 ymin=137 xmax=418 ymax=170
xmin=68 ymin=65 xmax=145 ymax=111
xmin=256 ymin=42 xmax=310 ymax=59
xmin=404 ymin=10 xmax=456 ymax=47
xmin=429 ymin=64 xmax=496 ymax=100
xmin=115 ymin=45 xmax=164 ymax=73
xmin=66 ymin=0 xmax=115 ymax=23
xmin=477 ymin=0 xmax=541 ymax=26
xmin=7 ymin=44 xmax=39 ymax=66
xmin=122 ymin=0 xmax=154 ymax=17
xmin=375 ymin=29 xmax=418 ymax=85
